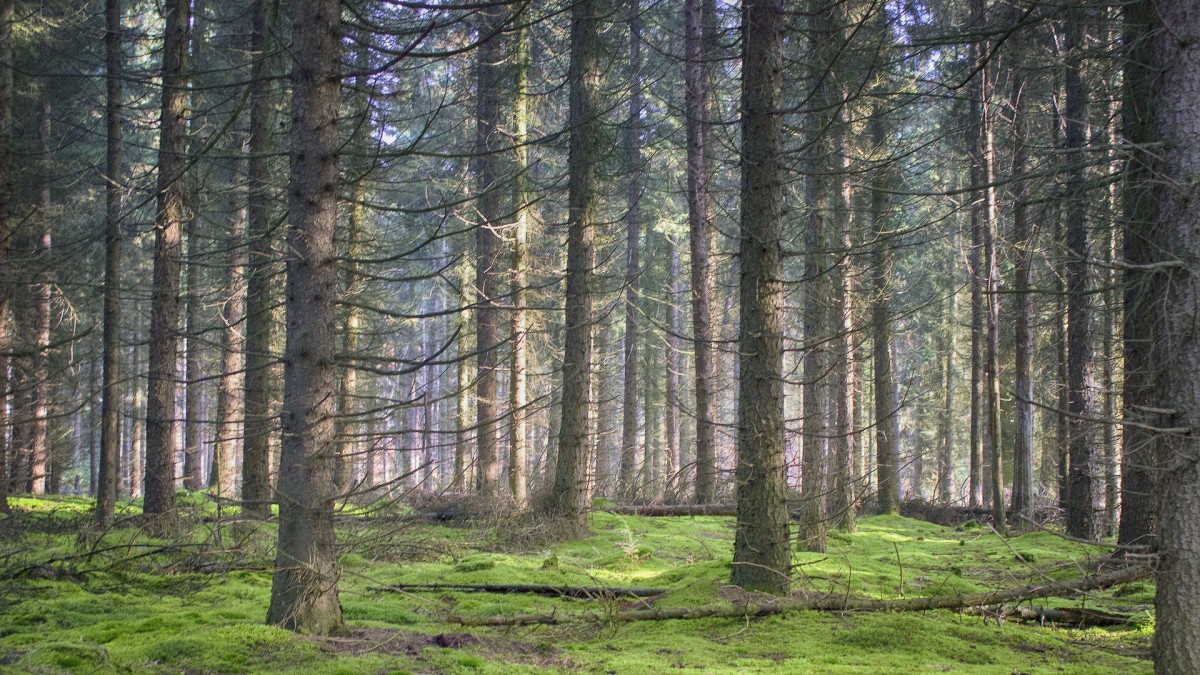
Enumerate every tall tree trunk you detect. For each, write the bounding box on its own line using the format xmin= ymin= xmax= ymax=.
xmin=27 ymin=98 xmax=52 ymax=495
xmin=1009 ymin=17 xmax=1035 ymax=521
xmin=1117 ymin=0 xmax=1157 ymax=549
xmin=546 ymin=0 xmax=601 ymax=528
xmin=1146 ymin=2 xmax=1200 ymax=670
xmin=1064 ymin=15 xmax=1097 ymax=540
xmin=664 ymin=235 xmax=682 ymax=498
xmin=981 ymin=83 xmax=1005 ymax=531
xmin=266 ymin=0 xmax=345 ymax=635
xmin=473 ymin=3 xmax=506 ymax=500
xmin=508 ymin=20 xmax=531 ymax=508
xmin=870 ymin=114 xmax=900 ymax=517
xmin=144 ymin=0 xmax=191 ymax=521
xmin=938 ymin=226 xmax=957 ymax=504
xmin=732 ymin=0 xmax=789 ymax=595
xmin=619 ymin=0 xmax=643 ymax=501
xmin=213 ymin=176 xmax=247 ymax=500
xmin=684 ymin=0 xmax=718 ymax=504
xmin=240 ymin=0 xmax=276 ymax=518
xmin=184 ymin=227 xmax=203 ymax=492
xmin=0 ymin=0 xmax=11 ymax=513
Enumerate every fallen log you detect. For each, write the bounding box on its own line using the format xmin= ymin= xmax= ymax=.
xmin=369 ymin=583 xmax=666 ymax=599
xmin=977 ymin=605 xmax=1135 ymax=628
xmin=448 ymin=564 xmax=1150 ymax=627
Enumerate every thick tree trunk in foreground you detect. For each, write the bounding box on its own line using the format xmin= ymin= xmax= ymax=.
xmin=1147 ymin=0 xmax=1200 ymax=670
xmin=144 ymin=0 xmax=191 ymax=521
xmin=731 ymin=0 xmax=789 ymax=595
xmin=547 ymin=0 xmax=601 ymax=528
xmin=266 ymin=0 xmax=344 ymax=635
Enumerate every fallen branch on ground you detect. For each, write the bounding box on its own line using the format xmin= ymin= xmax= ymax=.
xmin=448 ymin=564 xmax=1150 ymax=627
xmin=971 ymin=605 xmax=1136 ymax=627
xmin=369 ymin=583 xmax=666 ymax=598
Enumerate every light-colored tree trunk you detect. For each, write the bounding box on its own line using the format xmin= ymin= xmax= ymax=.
xmin=619 ymin=0 xmax=643 ymax=501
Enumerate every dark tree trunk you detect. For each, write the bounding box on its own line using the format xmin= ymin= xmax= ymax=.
xmin=684 ymin=0 xmax=718 ymax=504
xmin=0 ymin=0 xmax=11 ymax=513
xmin=144 ymin=0 xmax=191 ymax=521
xmin=1117 ymin=0 xmax=1157 ymax=550
xmin=869 ymin=113 xmax=900 ymax=517
xmin=473 ymin=3 xmax=507 ymax=499
xmin=1064 ymin=15 xmax=1098 ymax=541
xmin=266 ymin=0 xmax=345 ymax=635
xmin=619 ymin=0 xmax=643 ymax=501
xmin=731 ymin=0 xmax=789 ymax=595
xmin=1008 ymin=15 xmax=1035 ymax=521
xmin=240 ymin=0 xmax=276 ymax=518
xmin=546 ymin=0 xmax=601 ymax=528
xmin=184 ymin=228 xmax=203 ymax=492
xmin=1145 ymin=0 xmax=1200 ymax=670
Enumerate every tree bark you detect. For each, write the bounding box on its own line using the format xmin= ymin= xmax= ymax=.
xmin=508 ymin=20 xmax=531 ymax=508
xmin=1064 ymin=15 xmax=1097 ymax=541
xmin=1146 ymin=0 xmax=1200 ymax=669
xmin=619 ymin=0 xmax=643 ymax=501
xmin=266 ymin=0 xmax=345 ymax=635
xmin=731 ymin=0 xmax=789 ymax=595
xmin=473 ymin=3 xmax=507 ymax=500
xmin=684 ymin=0 xmax=718 ymax=504
xmin=144 ymin=0 xmax=191 ymax=521
xmin=240 ymin=0 xmax=277 ymax=519
xmin=938 ymin=225 xmax=957 ymax=505
xmin=547 ymin=0 xmax=601 ymax=528
xmin=0 ymin=0 xmax=11 ymax=513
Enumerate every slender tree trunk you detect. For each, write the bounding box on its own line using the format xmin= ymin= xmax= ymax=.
xmin=938 ymin=227 xmax=957 ymax=505
xmin=664 ymin=236 xmax=682 ymax=498
xmin=213 ymin=178 xmax=247 ymax=500
xmin=144 ymin=0 xmax=191 ymax=521
xmin=1146 ymin=2 xmax=1200 ymax=670
xmin=473 ymin=3 xmax=506 ymax=500
xmin=684 ymin=0 xmax=718 ymax=504
xmin=1009 ymin=20 xmax=1035 ymax=521
xmin=619 ymin=0 xmax=643 ymax=501
xmin=27 ymin=98 xmax=53 ymax=496
xmin=240 ymin=0 xmax=276 ymax=518
xmin=508 ymin=21 xmax=531 ymax=508
xmin=732 ymin=0 xmax=789 ymax=595
xmin=266 ymin=0 xmax=345 ymax=635
xmin=184 ymin=227 xmax=203 ymax=492
xmin=869 ymin=119 xmax=900 ymax=517
xmin=0 ymin=0 xmax=11 ymax=513
xmin=1064 ymin=15 xmax=1097 ymax=541
xmin=981 ymin=85 xmax=1005 ymax=531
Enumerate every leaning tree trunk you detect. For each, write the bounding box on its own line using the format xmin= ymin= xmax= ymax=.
xmin=144 ymin=0 xmax=191 ymax=521
xmin=546 ymin=0 xmax=601 ymax=529
xmin=731 ymin=0 xmax=789 ymax=595
xmin=266 ymin=0 xmax=345 ymax=635
xmin=1146 ymin=0 xmax=1200 ymax=670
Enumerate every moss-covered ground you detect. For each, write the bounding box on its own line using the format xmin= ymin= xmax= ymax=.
xmin=0 ymin=495 xmax=1154 ymax=673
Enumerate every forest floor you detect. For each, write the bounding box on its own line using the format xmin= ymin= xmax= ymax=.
xmin=0 ymin=494 xmax=1154 ymax=674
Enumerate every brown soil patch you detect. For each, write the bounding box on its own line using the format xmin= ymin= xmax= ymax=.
xmin=312 ymin=626 xmax=576 ymax=671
